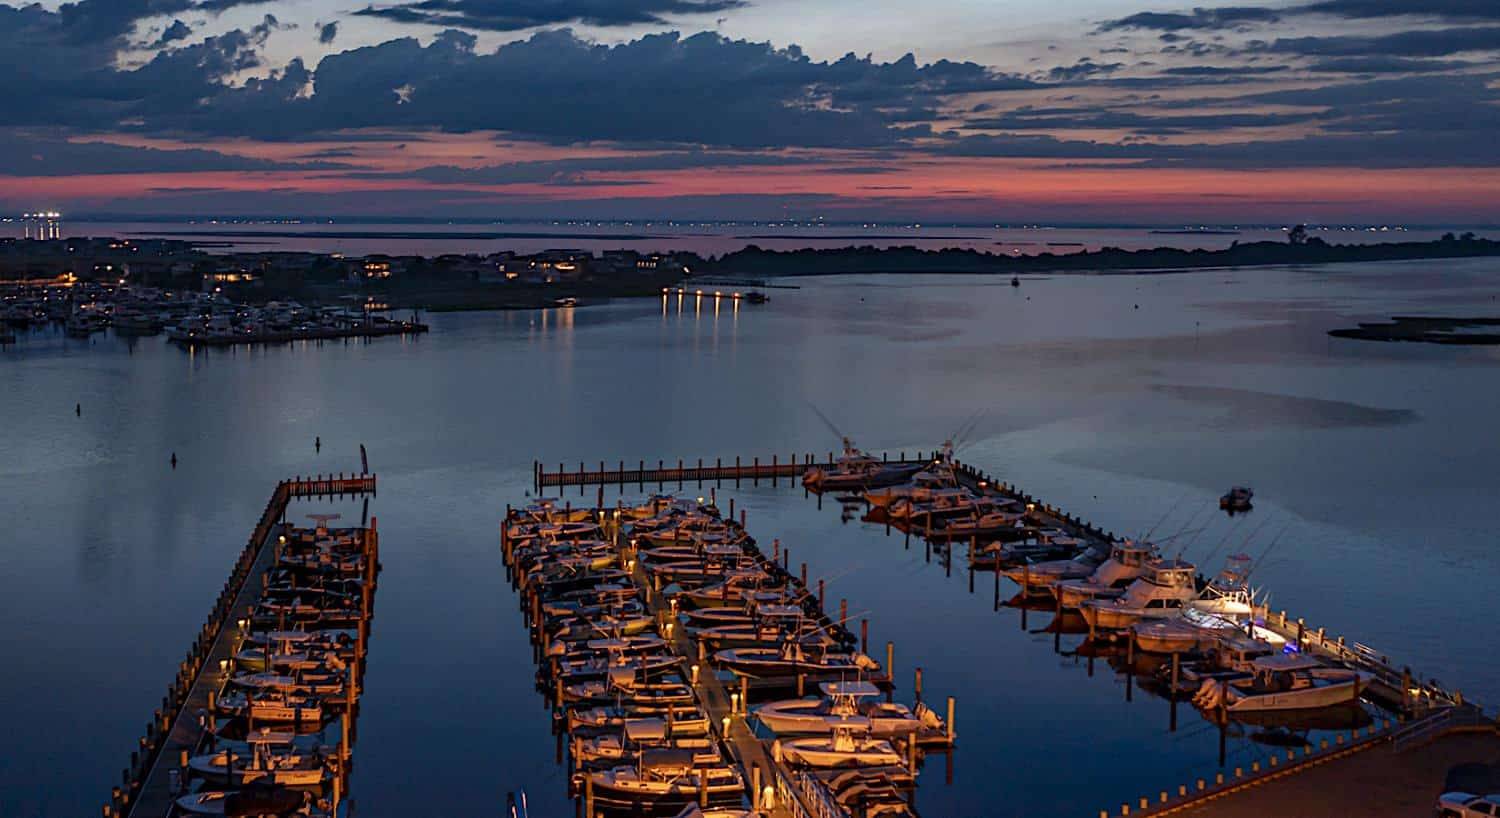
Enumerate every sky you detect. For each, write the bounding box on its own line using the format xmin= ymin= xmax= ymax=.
xmin=0 ymin=0 xmax=1498 ymax=224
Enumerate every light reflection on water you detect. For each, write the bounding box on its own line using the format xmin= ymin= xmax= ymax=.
xmin=1 ymin=260 xmax=1498 ymax=816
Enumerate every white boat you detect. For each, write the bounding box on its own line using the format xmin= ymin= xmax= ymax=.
xmin=1078 ymin=560 xmax=1197 ymax=632
xmin=1194 ymin=654 xmax=1370 ymax=712
xmin=572 ymin=718 xmax=716 ymax=766
xmin=780 ymin=722 xmax=904 ymax=768
xmin=187 ymin=733 xmax=327 ymax=787
xmin=1052 ymin=540 xmax=1156 ymax=608
xmin=755 ymin=681 xmax=920 ymax=736
xmin=214 ymin=688 xmax=324 ymax=724
xmin=174 ymin=788 xmax=313 ymax=816
xmin=863 ymin=444 xmax=959 ymax=508
xmin=1002 ymin=540 xmax=1113 ymax=595
xmin=715 ymin=641 xmax=881 ymax=680
xmin=582 ymin=751 xmax=744 ymax=811
xmin=802 ymin=438 xmax=922 ymax=491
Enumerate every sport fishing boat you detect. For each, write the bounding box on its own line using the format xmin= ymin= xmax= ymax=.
xmin=580 ymin=751 xmax=744 ymax=812
xmin=780 ymin=722 xmax=905 ymax=768
xmin=563 ymin=677 xmax=697 ymax=707
xmin=678 ymin=571 xmax=790 ymax=609
xmin=755 ymin=681 xmax=921 ymax=736
xmin=801 ymin=438 xmax=922 ymax=492
xmin=863 ymin=444 xmax=960 ymax=508
xmin=568 ymin=707 xmax=710 ymax=737
xmin=1078 ymin=560 xmax=1198 ymax=632
xmin=174 ymin=787 xmax=320 ymax=816
xmin=572 ymin=718 xmax=717 ymax=768
xmin=1193 ymin=654 xmax=1369 ymax=712
xmin=1052 ymin=540 xmax=1157 ymax=608
xmin=234 ymin=631 xmax=354 ymax=672
xmin=1002 ymin=540 xmax=1113 ymax=596
xmin=214 ymin=688 xmax=324 ymax=724
xmin=187 ymin=734 xmax=327 ymax=787
xmin=715 ymin=640 xmax=881 ymax=680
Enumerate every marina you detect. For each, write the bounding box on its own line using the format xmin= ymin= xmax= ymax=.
xmin=534 ymin=443 xmax=1496 ymax=817
xmin=107 ymin=475 xmax=380 ymax=818
xmin=501 ymin=492 xmax=955 ymax=818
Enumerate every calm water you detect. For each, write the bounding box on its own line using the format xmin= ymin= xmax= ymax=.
xmin=3 ymin=260 xmax=1499 ymax=817
xmin=48 ymin=220 xmax=1452 ymax=256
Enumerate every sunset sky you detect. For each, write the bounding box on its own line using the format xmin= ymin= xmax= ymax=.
xmin=1 ymin=0 xmax=1498 ymax=223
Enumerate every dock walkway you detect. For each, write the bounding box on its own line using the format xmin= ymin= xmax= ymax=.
xmin=115 ymin=475 xmax=377 ymax=818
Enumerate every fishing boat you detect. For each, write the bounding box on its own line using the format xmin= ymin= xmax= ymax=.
xmin=563 ymin=677 xmax=697 ymax=707
xmin=174 ymin=786 xmax=316 ymax=816
xmin=715 ymin=640 xmax=881 ymax=680
xmin=755 ymin=681 xmax=921 ymax=736
xmin=568 ymin=707 xmax=710 ymax=736
xmin=863 ymin=445 xmax=959 ymax=508
xmin=1078 ymin=560 xmax=1198 ymax=632
xmin=678 ymin=572 xmax=790 ymax=609
xmin=1193 ymin=654 xmax=1369 ymax=712
xmin=780 ymin=723 xmax=905 ymax=768
xmin=1001 ymin=540 xmax=1113 ymax=595
xmin=1052 ymin=540 xmax=1157 ymax=608
xmin=930 ymin=508 xmax=1029 ymax=542
xmin=214 ymin=688 xmax=324 ymax=724
xmin=801 ymin=439 xmax=922 ymax=492
xmin=581 ymin=751 xmax=744 ymax=812
xmin=572 ymin=718 xmax=717 ymax=768
xmin=187 ymin=734 xmax=327 ymax=787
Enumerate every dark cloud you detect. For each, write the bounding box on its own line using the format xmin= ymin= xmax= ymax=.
xmin=318 ymin=21 xmax=340 ymax=44
xmin=1160 ymin=64 xmax=1287 ymax=76
xmin=1301 ymin=0 xmax=1500 ymax=20
xmin=1258 ymin=25 xmax=1500 ymax=57
xmin=144 ymin=30 xmax=1030 ymax=148
xmin=354 ymin=0 xmax=747 ymax=32
xmin=1044 ymin=59 xmax=1124 ymax=81
xmin=967 ymin=109 xmax=1318 ymax=133
xmin=1305 ymin=56 xmax=1475 ymax=73
xmin=0 ymin=130 xmax=348 ymax=176
xmin=1097 ymin=7 xmax=1282 ymax=32
xmin=153 ymin=18 xmax=193 ymax=47
xmin=350 ymin=150 xmax=833 ymax=185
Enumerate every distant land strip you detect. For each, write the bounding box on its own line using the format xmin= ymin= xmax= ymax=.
xmin=131 ymin=229 xmax=660 ymax=241
xmin=701 ymin=236 xmax=1500 ymax=277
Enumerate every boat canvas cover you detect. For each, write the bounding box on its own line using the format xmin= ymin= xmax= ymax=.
xmin=820 ymin=681 xmax=881 ymax=698
xmin=223 ymin=786 xmax=302 ymax=816
xmin=757 ymin=604 xmax=804 ymax=619
xmin=625 ymin=718 xmax=668 ymax=742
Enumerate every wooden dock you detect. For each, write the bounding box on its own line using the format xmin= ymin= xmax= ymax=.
xmin=112 ymin=475 xmax=378 ymax=818
xmin=535 ymin=453 xmax=933 ymax=493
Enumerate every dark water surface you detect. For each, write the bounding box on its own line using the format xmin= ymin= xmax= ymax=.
xmin=3 ymin=260 xmax=1499 ymax=817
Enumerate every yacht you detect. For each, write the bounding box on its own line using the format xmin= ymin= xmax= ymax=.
xmin=863 ymin=444 xmax=959 ymax=508
xmin=174 ymin=788 xmax=316 ymax=816
xmin=801 ymin=439 xmax=922 ymax=492
xmin=213 ymin=688 xmax=324 ymax=724
xmin=1002 ymin=540 xmax=1113 ymax=596
xmin=1052 ymin=540 xmax=1157 ymax=608
xmin=755 ymin=681 xmax=921 ymax=736
xmin=1078 ymin=560 xmax=1198 ymax=632
xmin=572 ymin=718 xmax=717 ymax=767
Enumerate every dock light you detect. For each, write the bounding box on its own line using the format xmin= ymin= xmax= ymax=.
xmin=278 ymin=535 xmax=286 ymax=544
xmin=721 ymin=715 xmax=731 ymax=733
xmin=664 ymin=622 xmax=674 ymax=638
xmin=218 ymin=659 xmax=229 ymax=675
xmin=978 ymin=481 xmax=988 ymax=489
xmin=714 ymin=291 xmax=722 ymax=297
xmin=731 ymin=692 xmax=740 ymax=713
xmin=1026 ymin=503 xmax=1036 ymax=514
xmin=691 ymin=664 xmax=700 ymax=684
xmin=695 ymin=290 xmax=703 ymax=296
xmin=236 ymin=618 xmax=247 ymax=631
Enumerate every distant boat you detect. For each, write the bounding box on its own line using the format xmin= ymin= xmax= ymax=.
xmin=555 ymin=297 xmax=579 ymax=307
xmin=1220 ymin=486 xmax=1254 ymax=512
xmin=1011 ymin=276 xmax=1020 ymax=287
xmin=743 ymin=291 xmax=769 ymax=303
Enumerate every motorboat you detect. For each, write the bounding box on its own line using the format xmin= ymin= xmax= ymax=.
xmin=1002 ymin=540 xmax=1113 ymax=595
xmin=580 ymin=751 xmax=744 ymax=812
xmin=1078 ymin=560 xmax=1197 ymax=632
xmin=715 ymin=641 xmax=881 ymax=680
xmin=863 ymin=445 xmax=959 ymax=508
xmin=214 ymin=688 xmax=324 ymax=724
xmin=1193 ymin=654 xmax=1369 ymax=712
xmin=1052 ymin=540 xmax=1157 ymax=608
xmin=174 ymin=786 xmax=315 ymax=816
xmin=780 ymin=723 xmax=904 ymax=768
xmin=1220 ymin=486 xmax=1254 ymax=512
xmin=568 ymin=705 xmax=710 ymax=736
xmin=572 ymin=718 xmax=717 ymax=768
xmin=931 ymin=508 xmax=1029 ymax=542
xmin=187 ymin=733 xmax=327 ymax=787
xmin=755 ymin=681 xmax=920 ymax=736
xmin=802 ymin=439 xmax=922 ymax=492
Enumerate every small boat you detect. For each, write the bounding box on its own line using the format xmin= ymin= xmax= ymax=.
xmin=572 ymin=718 xmax=717 ymax=768
xmin=581 ymin=752 xmax=744 ymax=812
xmin=187 ymin=733 xmax=327 ymax=787
xmin=174 ymin=786 xmax=314 ymax=816
xmin=715 ymin=641 xmax=881 ymax=680
xmin=1220 ymin=486 xmax=1254 ymax=512
xmin=1193 ymin=654 xmax=1369 ymax=712
xmin=755 ymin=681 xmax=920 ymax=736
xmin=214 ymin=689 xmax=324 ymax=724
xmin=568 ymin=707 xmax=710 ymax=736
xmin=863 ymin=445 xmax=959 ymax=508
xmin=1078 ymin=560 xmax=1198 ymax=632
xmin=780 ymin=722 xmax=904 ymax=768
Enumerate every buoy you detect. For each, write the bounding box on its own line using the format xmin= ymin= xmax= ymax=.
xmin=171 ymin=453 xmax=178 ymax=468
xmin=315 ymin=436 xmax=321 ymax=452
xmin=75 ymin=403 xmax=81 ymax=416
